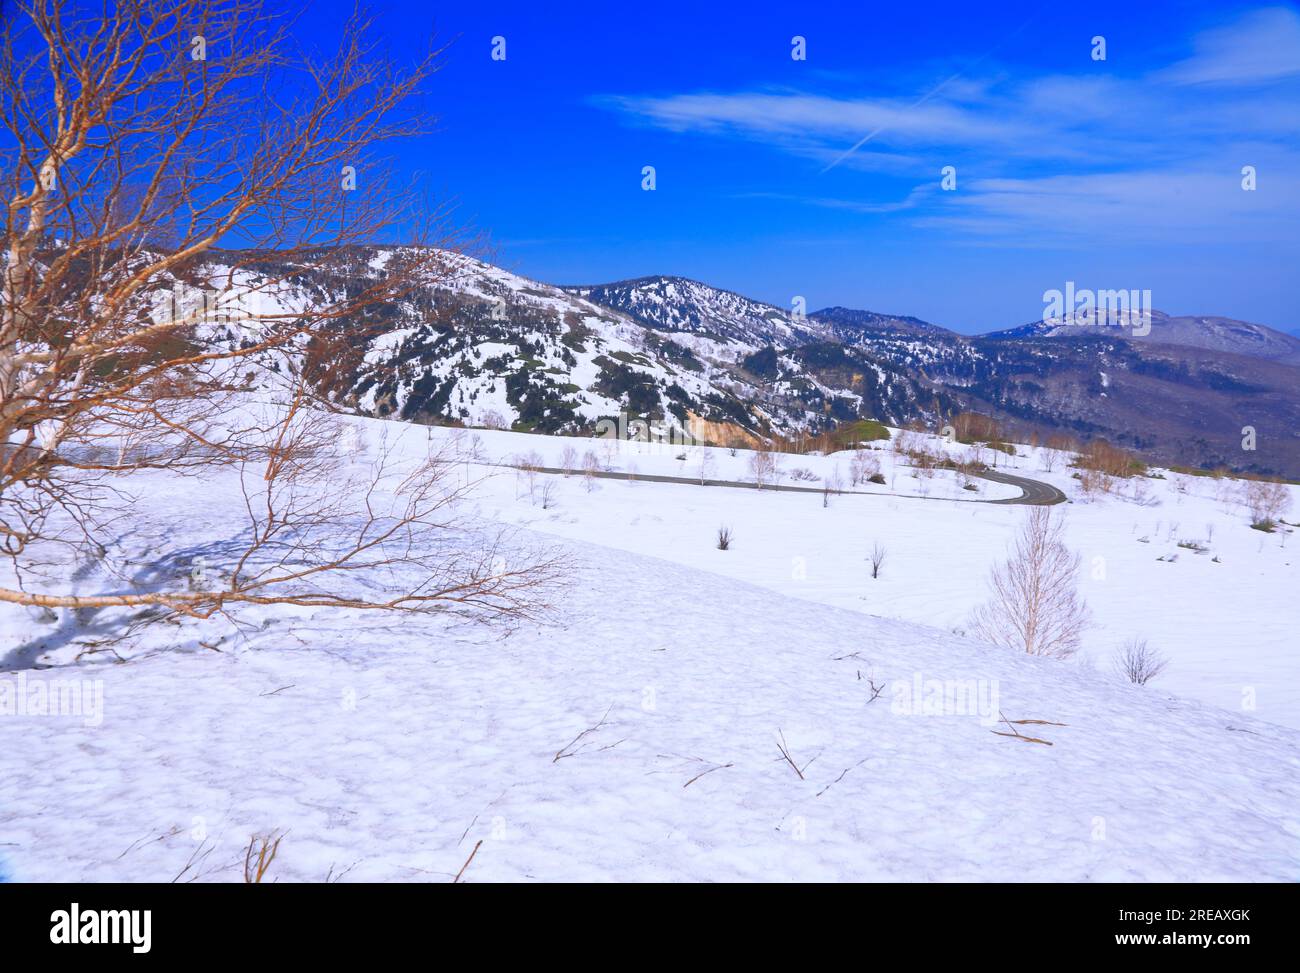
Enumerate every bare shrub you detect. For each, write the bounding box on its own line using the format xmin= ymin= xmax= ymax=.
xmin=954 ymin=447 xmax=984 ymax=488
xmin=1240 ymin=478 xmax=1291 ymax=528
xmin=970 ymin=507 xmax=1089 ymax=658
xmin=1114 ymin=638 xmax=1169 ymax=685
xmin=1077 ymin=466 xmax=1114 ymax=497
xmin=1128 ymin=476 xmax=1158 ymax=506
xmin=480 ymin=410 xmax=508 ymax=431
xmin=244 ymin=832 xmax=284 ymax=884
xmin=716 ymin=526 xmax=733 ymax=551
xmin=892 ymin=428 xmax=925 ymax=460
xmin=849 ymin=451 xmax=879 ymax=486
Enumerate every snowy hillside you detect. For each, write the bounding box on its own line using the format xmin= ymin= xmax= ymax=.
xmin=565 ymin=275 xmax=824 ymax=351
xmin=185 ymin=248 xmax=773 ymax=438
xmin=2 ymin=414 xmax=1297 ymax=882
xmin=134 ymin=244 xmax=1300 ymax=478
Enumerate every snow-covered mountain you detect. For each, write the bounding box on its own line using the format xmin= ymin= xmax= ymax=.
xmin=169 ymin=245 xmax=1300 ymax=477
xmin=564 ymin=276 xmax=825 ymax=351
xmin=811 ymin=305 xmax=954 ymax=339
xmin=987 ymin=310 xmax=1300 ymax=366
xmin=567 ymin=277 xmax=1300 ymax=476
xmin=187 ymin=248 xmax=791 ymax=439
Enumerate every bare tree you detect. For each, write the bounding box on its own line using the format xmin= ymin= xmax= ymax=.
xmin=822 ymin=471 xmax=843 ymax=507
xmin=0 ymin=1 xmax=559 ymax=627
xmin=849 ymin=450 xmax=879 ymax=486
xmin=868 ymin=542 xmax=886 ymax=579
xmin=716 ymin=525 xmax=732 ymax=551
xmin=581 ymin=449 xmax=600 ymax=492
xmin=949 ymin=412 xmax=1001 ymax=444
xmin=559 ymin=445 xmax=577 ymax=477
xmin=970 ymin=507 xmax=1089 ymax=658
xmin=1040 ymin=434 xmax=1075 ymax=474
xmin=1039 ymin=445 xmax=1059 ymax=474
xmin=513 ymin=450 xmax=544 ymax=501
xmin=696 ymin=449 xmax=715 ymax=486
xmin=1113 ymin=638 xmax=1169 ymax=685
xmin=748 ymin=448 xmax=780 ymax=489
xmin=538 ymin=479 xmax=557 ymax=510
xmin=1074 ymin=441 xmax=1144 ymax=499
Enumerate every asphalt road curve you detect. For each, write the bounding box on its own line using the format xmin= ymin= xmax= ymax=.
xmin=509 ymin=463 xmax=1067 ymax=506
xmin=974 ymin=469 xmax=1068 ymax=505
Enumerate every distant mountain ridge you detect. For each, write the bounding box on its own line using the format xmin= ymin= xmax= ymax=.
xmin=986 ymin=310 xmax=1300 ymax=367
xmin=812 ymin=306 xmax=954 ymax=339
xmin=169 ymin=249 xmax=1300 ymax=478
xmin=563 ymin=276 xmax=824 ymax=350
xmin=569 ymin=274 xmax=1300 ymax=477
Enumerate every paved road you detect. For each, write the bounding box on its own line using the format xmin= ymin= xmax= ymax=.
xmin=974 ymin=469 xmax=1068 ymax=505
xmin=506 ymin=463 xmax=1066 ymax=506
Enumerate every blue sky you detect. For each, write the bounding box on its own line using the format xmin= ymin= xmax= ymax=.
xmin=302 ymin=0 xmax=1300 ymax=334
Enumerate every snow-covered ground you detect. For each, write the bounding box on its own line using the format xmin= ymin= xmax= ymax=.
xmin=1 ymin=416 xmax=1297 ymax=881
xmin=465 ymin=427 xmax=1299 ymax=730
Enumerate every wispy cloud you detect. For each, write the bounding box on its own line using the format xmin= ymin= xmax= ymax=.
xmin=594 ymin=7 xmax=1300 ymax=244
xmin=596 ymin=90 xmax=1031 ymax=146
xmin=1158 ymin=7 xmax=1300 ymax=86
xmin=916 ymin=162 xmax=1300 ymax=244
xmin=731 ymin=187 xmax=936 ymax=214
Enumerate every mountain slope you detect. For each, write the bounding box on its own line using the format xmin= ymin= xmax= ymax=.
xmin=179 ymin=247 xmax=1300 ymax=476
xmin=191 ymin=248 xmax=784 ymax=437
xmin=986 ymin=310 xmax=1300 ymax=367
xmin=812 ymin=305 xmax=955 ymax=339
xmin=565 ymin=276 xmax=825 ymax=351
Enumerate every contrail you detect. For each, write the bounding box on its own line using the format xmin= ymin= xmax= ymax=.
xmin=818 ymin=12 xmax=1042 ymax=175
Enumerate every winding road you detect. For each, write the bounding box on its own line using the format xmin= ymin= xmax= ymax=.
xmin=507 ymin=463 xmax=1067 ymax=506
xmin=973 ymin=469 xmax=1068 ymax=505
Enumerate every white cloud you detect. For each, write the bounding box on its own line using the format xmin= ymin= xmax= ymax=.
xmin=597 ymin=90 xmax=1032 ymax=147
xmin=594 ymin=7 xmax=1300 ymax=244
xmin=1160 ymin=7 xmax=1300 ymax=86
xmin=916 ymin=163 xmax=1300 ymax=243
